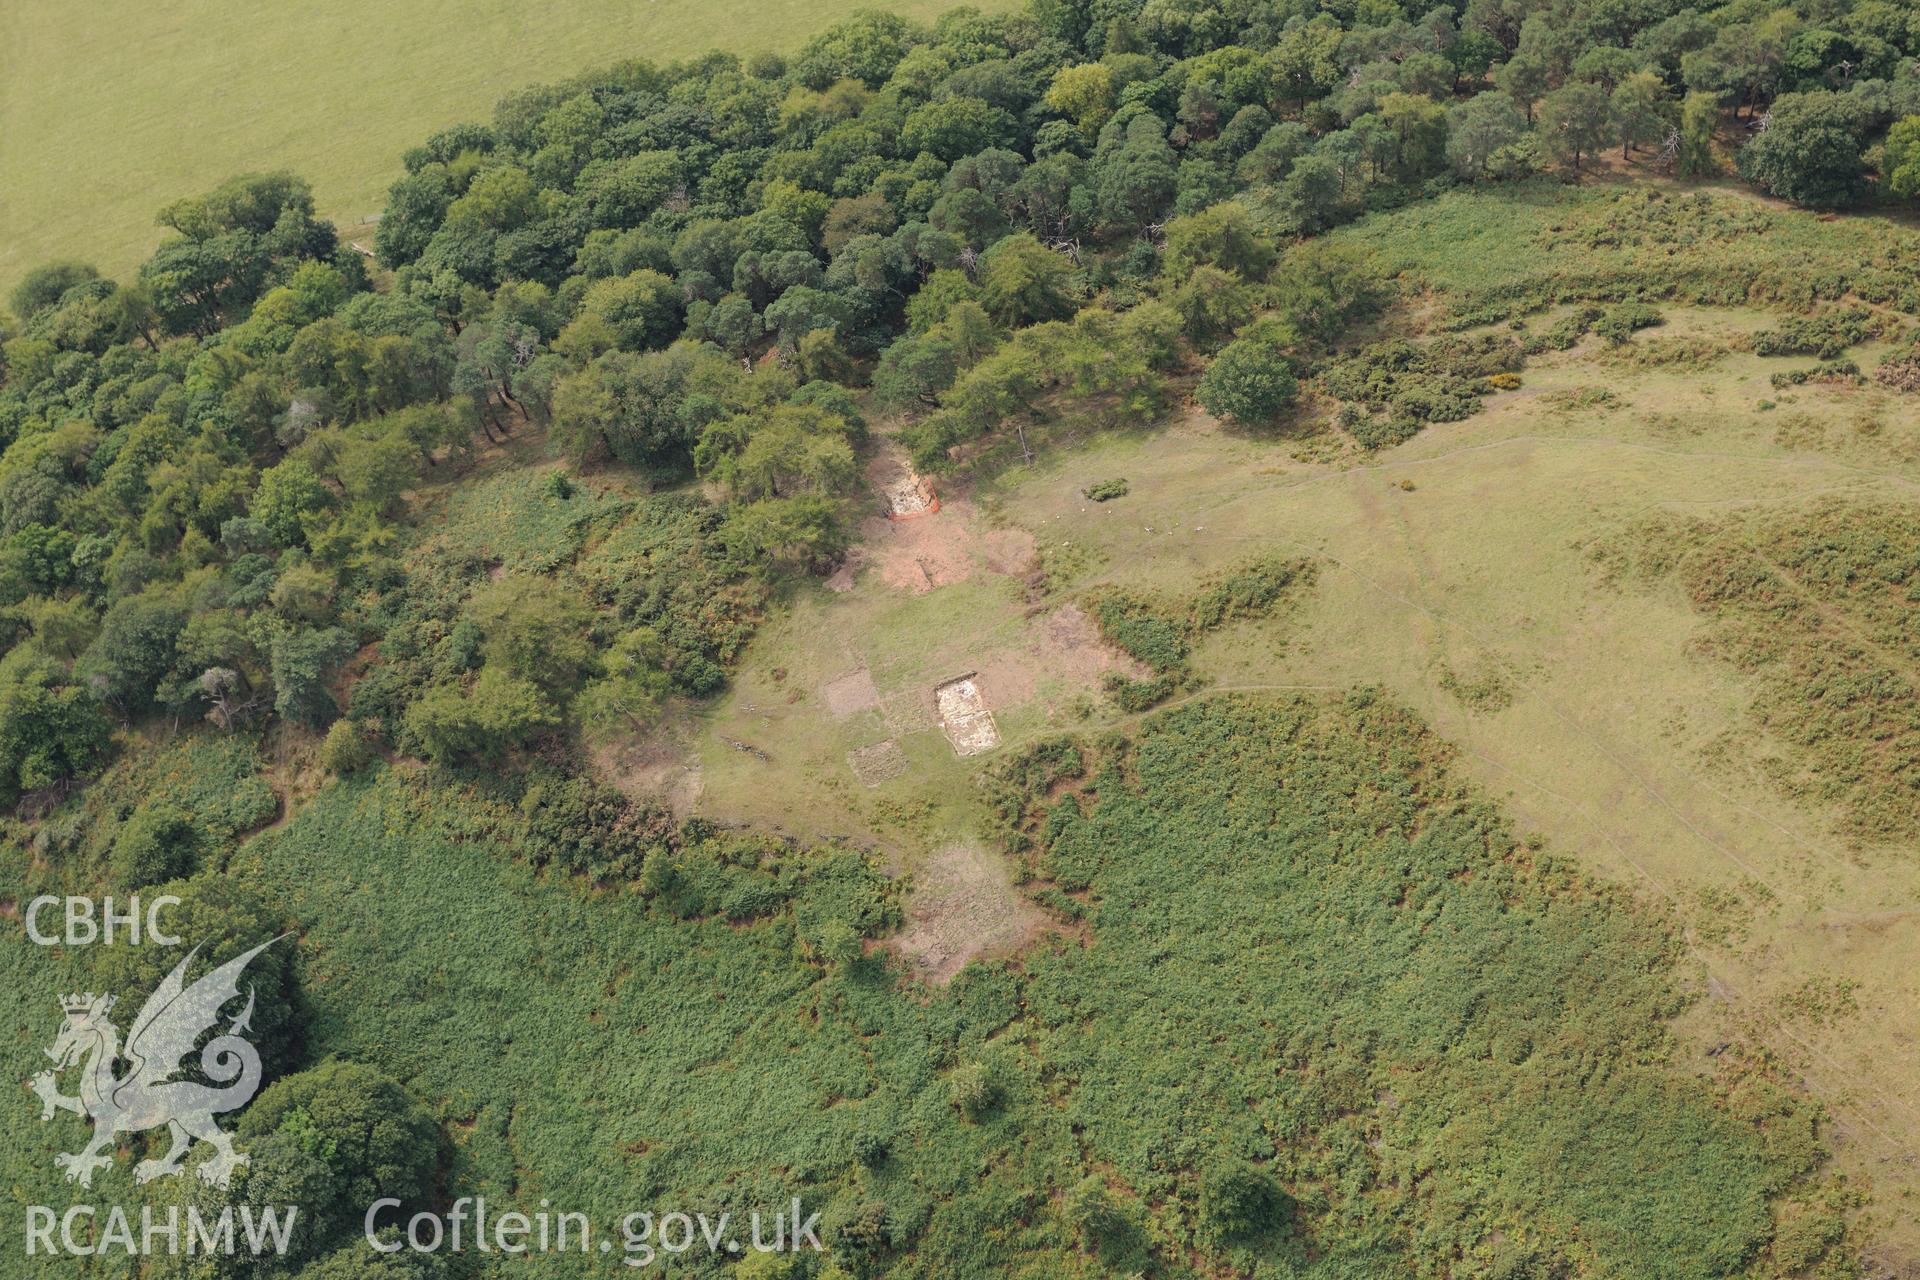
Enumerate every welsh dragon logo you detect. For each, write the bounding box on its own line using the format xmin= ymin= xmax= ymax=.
xmin=30 ymin=937 xmax=286 ymax=1189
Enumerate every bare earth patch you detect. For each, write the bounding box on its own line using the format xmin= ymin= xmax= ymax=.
xmin=591 ymin=734 xmax=704 ymax=820
xmin=869 ymin=445 xmax=938 ymax=518
xmin=1036 ymin=601 xmax=1152 ymax=685
xmin=934 ymin=675 xmax=1000 ymax=755
xmin=852 ymin=447 xmax=1021 ymax=593
xmin=847 ymin=740 xmax=908 ymax=787
xmin=892 ymin=841 xmax=1050 ymax=984
xmin=982 ymin=527 xmax=1037 ymax=574
xmin=973 ymin=656 xmax=1038 ymax=709
xmin=915 ymin=604 xmax=1143 ymax=730
xmin=821 ymin=667 xmax=880 ymax=717
xmin=863 ymin=502 xmax=978 ymax=593
xmin=822 ymin=547 xmax=865 ymax=593
xmin=879 ymin=685 xmax=942 ymax=739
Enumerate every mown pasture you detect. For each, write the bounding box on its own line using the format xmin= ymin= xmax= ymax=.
xmin=0 ymin=0 xmax=1011 ymax=292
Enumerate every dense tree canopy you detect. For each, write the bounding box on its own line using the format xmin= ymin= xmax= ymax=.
xmin=0 ymin=0 xmax=1914 ymax=810
xmin=1739 ymin=90 xmax=1875 ymax=205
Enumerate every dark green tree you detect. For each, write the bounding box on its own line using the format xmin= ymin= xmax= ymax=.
xmin=269 ymin=626 xmax=354 ymax=727
xmin=80 ymin=589 xmax=187 ymax=711
xmin=237 ymin=1060 xmax=442 ymax=1253
xmin=979 ymin=234 xmax=1082 ymax=327
xmin=109 ymin=800 xmax=204 ymax=887
xmin=1737 ymin=91 xmax=1870 ymax=206
xmin=1538 ymin=81 xmax=1614 ymax=170
xmin=1197 ymin=338 xmax=1298 ymax=425
xmin=10 ymin=261 xmax=102 ymax=323
xmin=0 ymin=652 xmax=111 ymax=805
xmin=94 ymin=875 xmax=302 ymax=1070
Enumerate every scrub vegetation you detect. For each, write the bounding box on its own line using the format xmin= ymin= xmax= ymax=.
xmin=1593 ymin=501 xmax=1920 ymax=844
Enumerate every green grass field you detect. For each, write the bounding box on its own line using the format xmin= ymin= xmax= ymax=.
xmin=0 ymin=0 xmax=1009 ymax=292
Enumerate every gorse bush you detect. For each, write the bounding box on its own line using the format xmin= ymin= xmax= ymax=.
xmin=1322 ymin=333 xmax=1524 ymax=445
xmin=1593 ymin=301 xmax=1663 ymax=345
xmin=1522 ymin=305 xmax=1605 ymax=352
xmin=1768 ymin=358 xmax=1862 ymax=388
xmin=1874 ymin=342 xmax=1920 ymax=392
xmin=1186 ymin=555 xmax=1314 ymax=631
xmin=1086 ymin=556 xmax=1314 ymax=709
xmin=1084 ymin=589 xmax=1190 ymax=673
xmin=1751 ymin=305 xmax=1896 ymax=358
xmin=1199 ymin=1161 xmax=1293 ymax=1244
xmin=1101 ymin=670 xmax=1180 ymax=712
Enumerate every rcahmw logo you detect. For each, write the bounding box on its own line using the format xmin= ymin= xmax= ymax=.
xmin=27 ymin=1204 xmax=298 ymax=1260
xmin=23 ymin=935 xmax=299 ymax=1258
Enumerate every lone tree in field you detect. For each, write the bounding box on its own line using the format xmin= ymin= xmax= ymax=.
xmin=1197 ymin=338 xmax=1298 ymax=426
